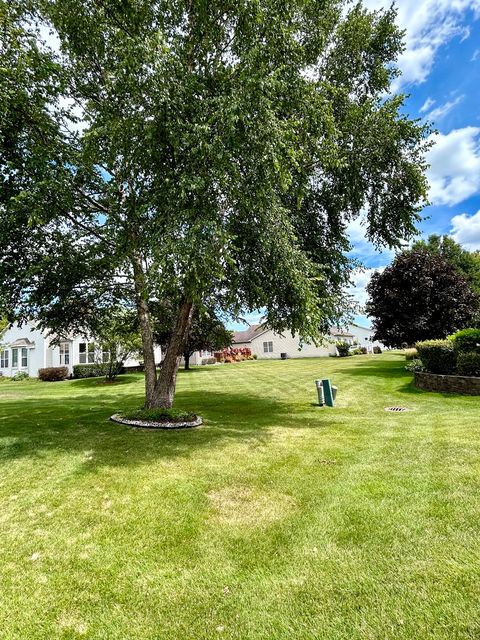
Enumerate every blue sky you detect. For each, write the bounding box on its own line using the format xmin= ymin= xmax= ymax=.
xmin=347 ymin=0 xmax=480 ymax=325
xmin=231 ymin=1 xmax=480 ymax=331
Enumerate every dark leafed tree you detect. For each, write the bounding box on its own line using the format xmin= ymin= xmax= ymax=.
xmin=366 ymin=248 xmax=480 ymax=347
xmin=0 ymin=0 xmax=430 ymax=408
xmin=181 ymin=313 xmax=232 ymax=371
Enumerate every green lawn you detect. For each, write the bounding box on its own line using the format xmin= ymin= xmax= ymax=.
xmin=1 ymin=353 xmax=479 ymax=639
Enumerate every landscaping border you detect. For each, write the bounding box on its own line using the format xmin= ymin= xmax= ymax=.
xmin=110 ymin=414 xmax=203 ymax=429
xmin=414 ymin=371 xmax=480 ymax=395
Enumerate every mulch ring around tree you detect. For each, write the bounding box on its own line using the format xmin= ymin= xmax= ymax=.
xmin=110 ymin=413 xmax=203 ymax=430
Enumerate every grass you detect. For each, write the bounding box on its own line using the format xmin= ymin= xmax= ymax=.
xmin=0 ymin=352 xmax=479 ymax=639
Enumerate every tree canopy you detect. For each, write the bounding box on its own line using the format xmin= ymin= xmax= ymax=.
xmin=412 ymin=235 xmax=480 ymax=296
xmin=0 ymin=0 xmax=430 ymax=407
xmin=366 ymin=248 xmax=480 ymax=347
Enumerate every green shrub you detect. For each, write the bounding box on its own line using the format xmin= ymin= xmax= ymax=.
xmin=335 ymin=341 xmax=351 ymax=357
xmin=456 ymin=352 xmax=480 ymax=377
xmin=252 ymin=354 xmax=258 ymax=360
xmin=373 ymin=346 xmax=382 ymax=354
xmin=12 ymin=371 xmax=29 ymax=381
xmin=415 ymin=340 xmax=456 ymax=374
xmin=405 ymin=359 xmax=425 ymax=372
xmin=73 ymin=363 xmax=110 ymax=379
xmin=404 ymin=348 xmax=418 ymax=360
xmin=38 ymin=366 xmax=69 ymax=381
xmin=449 ymin=328 xmax=480 ymax=354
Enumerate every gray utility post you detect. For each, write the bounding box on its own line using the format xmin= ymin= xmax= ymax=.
xmin=315 ymin=380 xmax=325 ymax=406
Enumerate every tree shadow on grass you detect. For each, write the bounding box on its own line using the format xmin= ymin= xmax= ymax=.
xmin=0 ymin=388 xmax=332 ymax=473
xmin=69 ymin=374 xmax=141 ymax=388
xmin=341 ymin=361 xmax=406 ymax=379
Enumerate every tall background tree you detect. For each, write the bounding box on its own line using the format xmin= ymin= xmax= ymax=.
xmin=181 ymin=314 xmax=232 ymax=371
xmin=154 ymin=307 xmax=232 ymax=370
xmin=366 ymin=247 xmax=480 ymax=347
xmin=413 ymin=235 xmax=480 ymax=296
xmin=0 ymin=0 xmax=430 ymax=408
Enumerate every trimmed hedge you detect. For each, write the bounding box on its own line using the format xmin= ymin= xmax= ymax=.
xmin=416 ymin=339 xmax=456 ymax=374
xmin=449 ymin=328 xmax=480 ymax=354
xmin=73 ymin=363 xmax=110 ymax=378
xmin=456 ymin=352 xmax=480 ymax=377
xmin=38 ymin=366 xmax=69 ymax=381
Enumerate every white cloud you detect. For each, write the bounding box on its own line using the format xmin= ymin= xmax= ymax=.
xmin=426 ymin=95 xmax=464 ymax=121
xmin=348 ymin=267 xmax=386 ymax=308
xmin=363 ymin=0 xmax=480 ymax=89
xmin=450 ymin=210 xmax=480 ymax=249
xmin=472 ymin=49 xmax=480 ymax=61
xmin=420 ymin=97 xmax=436 ymax=113
xmin=345 ymin=218 xmax=397 ymax=308
xmin=460 ymin=25 xmax=471 ymax=41
xmin=426 ymin=127 xmax=480 ymax=205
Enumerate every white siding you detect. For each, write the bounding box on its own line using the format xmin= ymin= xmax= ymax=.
xmin=241 ymin=328 xmax=334 ymax=360
xmin=347 ymin=324 xmax=385 ymax=351
xmin=0 ymin=322 xmax=47 ymax=377
xmin=0 ymin=322 xmax=156 ymax=377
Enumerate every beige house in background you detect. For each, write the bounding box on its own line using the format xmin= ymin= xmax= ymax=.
xmin=232 ymin=323 xmax=384 ymax=360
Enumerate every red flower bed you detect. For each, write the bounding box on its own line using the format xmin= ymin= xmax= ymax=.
xmin=214 ymin=347 xmax=252 ymax=362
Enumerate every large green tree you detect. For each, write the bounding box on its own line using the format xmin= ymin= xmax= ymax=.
xmin=0 ymin=0 xmax=430 ymax=408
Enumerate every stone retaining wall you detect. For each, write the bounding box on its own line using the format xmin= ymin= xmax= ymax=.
xmin=414 ymin=371 xmax=480 ymax=395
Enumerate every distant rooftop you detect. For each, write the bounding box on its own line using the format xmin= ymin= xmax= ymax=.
xmin=232 ymin=324 xmax=268 ymax=344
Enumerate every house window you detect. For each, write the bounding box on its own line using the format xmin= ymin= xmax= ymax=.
xmin=21 ymin=348 xmax=28 ymax=368
xmin=101 ymin=345 xmax=110 ymax=363
xmin=12 ymin=348 xmax=18 ymax=368
xmin=79 ymin=342 xmax=95 ymax=364
xmin=60 ymin=342 xmax=70 ymax=365
xmin=0 ymin=349 xmax=9 ymax=368
xmin=263 ymin=341 xmax=273 ymax=353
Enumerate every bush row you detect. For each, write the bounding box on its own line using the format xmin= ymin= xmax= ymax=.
xmin=412 ymin=328 xmax=480 ymax=377
xmin=449 ymin=328 xmax=480 ymax=354
xmin=73 ymin=363 xmax=111 ymax=378
xmin=214 ymin=348 xmax=253 ymax=362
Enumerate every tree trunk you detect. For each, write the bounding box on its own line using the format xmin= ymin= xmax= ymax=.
xmin=131 ymin=252 xmax=158 ymax=408
xmin=154 ymin=301 xmax=194 ymax=408
xmin=184 ymin=351 xmax=191 ymax=371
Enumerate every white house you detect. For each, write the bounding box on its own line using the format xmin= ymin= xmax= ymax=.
xmin=0 ymin=322 xmax=161 ymax=378
xmin=232 ymin=323 xmax=384 ymax=359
